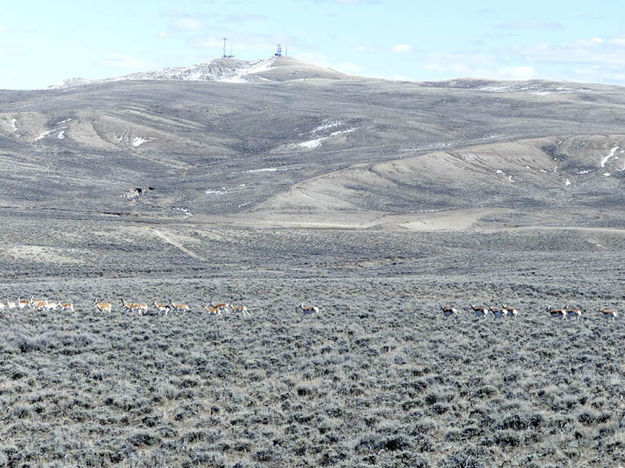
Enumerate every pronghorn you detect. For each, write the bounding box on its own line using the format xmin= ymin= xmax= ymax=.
xmin=489 ymin=306 xmax=507 ymax=319
xmin=230 ymin=304 xmax=249 ymax=317
xmin=31 ymin=298 xmax=48 ymax=311
xmin=600 ymin=308 xmax=618 ymax=321
xmin=153 ymin=301 xmax=170 ymax=316
xmin=565 ymin=304 xmax=581 ymax=320
xmin=94 ymin=300 xmax=112 ymax=313
xmin=43 ymin=300 xmax=59 ymax=312
xmin=120 ymin=299 xmax=148 ymax=315
xmin=546 ymin=306 xmax=566 ymax=319
xmin=440 ymin=305 xmax=457 ymax=318
xmin=17 ymin=298 xmax=30 ymax=309
xmin=60 ymin=302 xmax=74 ymax=312
xmin=210 ymin=302 xmax=229 ymax=312
xmin=299 ymin=303 xmax=319 ymax=315
xmin=502 ymin=304 xmax=518 ymax=317
xmin=170 ymin=300 xmax=190 ymax=314
xmin=7 ymin=299 xmax=16 ymax=309
xmin=470 ymin=304 xmax=488 ymax=318
xmin=203 ymin=305 xmax=223 ymax=315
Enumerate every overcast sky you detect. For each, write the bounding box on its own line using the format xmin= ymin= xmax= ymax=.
xmin=1 ymin=0 xmax=625 ymax=89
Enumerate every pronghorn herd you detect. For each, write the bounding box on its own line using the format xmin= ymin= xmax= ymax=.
xmin=0 ymin=297 xmax=322 ymax=317
xmin=441 ymin=303 xmax=618 ymax=321
xmin=0 ymin=297 xmax=254 ymax=317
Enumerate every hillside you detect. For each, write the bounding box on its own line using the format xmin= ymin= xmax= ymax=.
xmin=1 ymin=62 xmax=625 ymax=228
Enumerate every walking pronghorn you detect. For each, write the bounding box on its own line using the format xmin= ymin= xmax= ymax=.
xmin=169 ymin=300 xmax=190 ymax=314
xmin=470 ymin=304 xmax=488 ymax=318
xmin=210 ymin=302 xmax=229 ymax=313
xmin=94 ymin=300 xmax=112 ymax=313
xmin=546 ymin=306 xmax=566 ymax=319
xmin=230 ymin=304 xmax=249 ymax=317
xmin=565 ymin=304 xmax=581 ymax=320
xmin=7 ymin=298 xmax=16 ymax=310
xmin=153 ymin=301 xmax=170 ymax=316
xmin=600 ymin=308 xmax=618 ymax=321
xmin=502 ymin=304 xmax=518 ymax=317
xmin=17 ymin=298 xmax=30 ymax=309
xmin=43 ymin=301 xmax=59 ymax=312
xmin=30 ymin=298 xmax=48 ymax=311
xmin=490 ymin=306 xmax=507 ymax=319
xmin=203 ymin=305 xmax=223 ymax=315
xmin=440 ymin=305 xmax=457 ymax=318
xmin=60 ymin=302 xmax=74 ymax=312
xmin=299 ymin=303 xmax=319 ymax=315
xmin=120 ymin=299 xmax=148 ymax=315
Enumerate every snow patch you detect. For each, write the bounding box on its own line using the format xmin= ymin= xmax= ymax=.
xmin=578 ymin=170 xmax=592 ymax=175
xmin=604 ymin=172 xmax=612 ymax=177
xmin=56 ymin=118 xmax=72 ymax=125
xmin=601 ymin=146 xmax=620 ymax=168
xmin=205 ymin=188 xmax=228 ymax=195
xmin=496 ymin=170 xmax=505 ymax=175
xmin=298 ymin=127 xmax=356 ymax=149
xmin=312 ymin=120 xmax=343 ymax=134
xmin=299 ymin=138 xmax=325 ymax=149
xmin=247 ymin=167 xmax=287 ymax=173
xmin=57 ymin=130 xmax=65 ymax=140
xmin=565 ymin=179 xmax=571 ymax=186
xmin=9 ymin=118 xmax=17 ymax=132
xmin=35 ymin=130 xmax=54 ymax=141
xmin=132 ymin=137 xmax=152 ymax=147
xmin=172 ymin=207 xmax=192 ymax=217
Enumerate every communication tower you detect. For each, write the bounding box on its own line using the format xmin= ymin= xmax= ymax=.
xmin=274 ymin=44 xmax=282 ymax=57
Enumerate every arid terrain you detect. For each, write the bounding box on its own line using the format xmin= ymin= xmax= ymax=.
xmin=0 ymin=58 xmax=624 ymax=466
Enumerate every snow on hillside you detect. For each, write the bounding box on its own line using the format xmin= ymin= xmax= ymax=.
xmin=49 ymin=57 xmax=277 ymax=89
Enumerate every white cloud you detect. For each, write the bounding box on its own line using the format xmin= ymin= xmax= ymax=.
xmin=172 ymin=18 xmax=204 ymax=31
xmin=156 ymin=31 xmax=170 ymax=38
xmin=391 ymin=44 xmax=412 ymax=53
xmin=99 ymin=54 xmax=151 ymax=70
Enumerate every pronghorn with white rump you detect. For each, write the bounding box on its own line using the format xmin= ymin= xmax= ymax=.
xmin=440 ymin=305 xmax=457 ymax=318
xmin=546 ymin=306 xmax=566 ymax=319
xmin=489 ymin=306 xmax=507 ymax=319
xmin=121 ymin=299 xmax=148 ymax=315
xmin=299 ymin=303 xmax=319 ymax=315
xmin=600 ymin=308 xmax=618 ymax=321
xmin=470 ymin=304 xmax=488 ymax=318
xmin=153 ymin=301 xmax=170 ymax=316
xmin=17 ymin=297 xmax=31 ymax=309
xmin=203 ymin=305 xmax=223 ymax=315
xmin=502 ymin=304 xmax=518 ymax=317
xmin=6 ymin=298 xmax=16 ymax=309
xmin=60 ymin=302 xmax=74 ymax=312
xmin=230 ymin=304 xmax=249 ymax=317
xmin=94 ymin=300 xmax=112 ymax=313
xmin=210 ymin=302 xmax=229 ymax=313
xmin=30 ymin=298 xmax=48 ymax=311
xmin=169 ymin=300 xmax=190 ymax=314
xmin=565 ymin=304 xmax=581 ymax=320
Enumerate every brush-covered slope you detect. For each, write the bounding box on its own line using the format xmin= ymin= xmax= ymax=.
xmin=249 ymin=136 xmax=625 ymax=229
xmin=0 ymin=67 xmax=625 ymax=227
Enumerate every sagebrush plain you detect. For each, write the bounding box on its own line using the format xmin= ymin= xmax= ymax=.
xmin=1 ymin=58 xmax=625 ymax=466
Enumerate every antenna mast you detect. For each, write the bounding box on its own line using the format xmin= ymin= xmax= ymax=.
xmin=223 ymin=38 xmax=227 ymax=58
xmin=274 ymin=44 xmax=282 ymax=57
